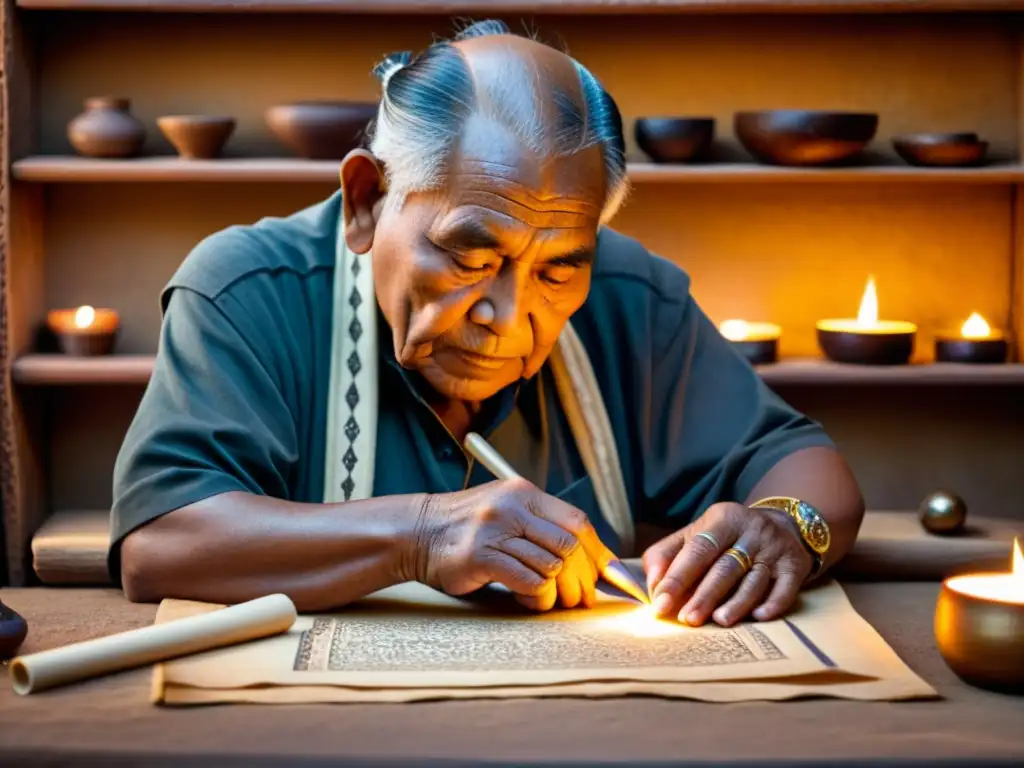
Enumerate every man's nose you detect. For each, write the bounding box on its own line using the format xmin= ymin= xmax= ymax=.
xmin=473 ymin=264 xmax=528 ymax=336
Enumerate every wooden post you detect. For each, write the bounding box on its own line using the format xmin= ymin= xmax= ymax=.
xmin=1 ymin=0 xmax=46 ymax=586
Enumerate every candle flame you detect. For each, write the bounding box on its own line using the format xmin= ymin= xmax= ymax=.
xmin=946 ymin=537 xmax=1024 ymax=605
xmin=856 ymin=277 xmax=879 ymax=327
xmin=961 ymin=312 xmax=991 ymax=339
xmin=73 ymin=305 xmax=96 ymax=329
xmin=720 ymin=319 xmax=751 ymax=341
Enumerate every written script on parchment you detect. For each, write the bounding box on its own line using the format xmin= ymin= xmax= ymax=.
xmin=293 ymin=615 xmax=785 ymax=673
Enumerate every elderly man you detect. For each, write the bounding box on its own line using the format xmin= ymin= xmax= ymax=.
xmin=112 ymin=20 xmax=863 ymax=627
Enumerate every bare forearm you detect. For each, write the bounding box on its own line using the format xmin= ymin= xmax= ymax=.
xmin=120 ymin=491 xmax=429 ymax=611
xmin=745 ymin=446 xmax=865 ymax=573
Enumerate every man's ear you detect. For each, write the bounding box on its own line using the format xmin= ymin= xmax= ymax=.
xmin=340 ymin=149 xmax=387 ymax=254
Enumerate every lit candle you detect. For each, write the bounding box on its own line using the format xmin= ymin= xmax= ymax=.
xmin=718 ymin=319 xmax=782 ymax=365
xmin=935 ymin=538 xmax=1024 ymax=692
xmin=816 ymin=276 xmax=917 ymax=365
xmin=46 ymin=305 xmax=120 ymax=356
xmin=935 ymin=312 xmax=1007 ymax=364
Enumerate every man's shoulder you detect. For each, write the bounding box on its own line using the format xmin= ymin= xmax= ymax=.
xmin=589 ymin=227 xmax=692 ymax=310
xmin=163 ymin=191 xmax=341 ymax=309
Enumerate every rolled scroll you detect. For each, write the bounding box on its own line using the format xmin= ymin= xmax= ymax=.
xmin=10 ymin=593 xmax=297 ymax=695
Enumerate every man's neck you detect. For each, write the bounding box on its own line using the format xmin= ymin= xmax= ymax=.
xmin=427 ymin=396 xmax=482 ymax=444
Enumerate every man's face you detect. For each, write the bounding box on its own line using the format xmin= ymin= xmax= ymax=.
xmin=371 ymin=114 xmax=606 ymax=402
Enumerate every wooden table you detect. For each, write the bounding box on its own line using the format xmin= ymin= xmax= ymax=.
xmin=1 ymin=583 xmax=1023 ymax=767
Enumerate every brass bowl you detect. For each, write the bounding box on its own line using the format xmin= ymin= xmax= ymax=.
xmin=935 ymin=577 xmax=1024 ymax=693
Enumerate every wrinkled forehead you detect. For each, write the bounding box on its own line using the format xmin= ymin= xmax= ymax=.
xmin=454 ymin=113 xmax=606 ymax=219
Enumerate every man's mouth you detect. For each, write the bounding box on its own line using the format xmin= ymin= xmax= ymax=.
xmin=452 ymin=348 xmax=516 ymax=370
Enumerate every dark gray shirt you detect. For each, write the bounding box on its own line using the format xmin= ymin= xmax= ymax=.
xmin=110 ymin=191 xmax=833 ymax=577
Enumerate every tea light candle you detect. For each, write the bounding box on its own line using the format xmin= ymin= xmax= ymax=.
xmin=935 ymin=312 xmax=1007 ymax=364
xmin=719 ymin=319 xmax=781 ymax=365
xmin=816 ymin=276 xmax=916 ymax=365
xmin=46 ymin=305 xmax=120 ymax=356
xmin=935 ymin=538 xmax=1024 ymax=693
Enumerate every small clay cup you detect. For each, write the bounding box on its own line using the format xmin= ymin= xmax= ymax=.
xmin=734 ymin=110 xmax=878 ymax=167
xmin=157 ymin=115 xmax=236 ymax=159
xmin=46 ymin=307 xmax=120 ymax=357
xmin=266 ymin=101 xmax=378 ymax=160
xmin=893 ymin=133 xmax=989 ymax=167
xmin=67 ymin=97 xmax=146 ymax=159
xmin=634 ymin=117 xmax=715 ymax=163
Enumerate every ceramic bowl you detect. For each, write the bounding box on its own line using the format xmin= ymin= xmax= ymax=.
xmin=734 ymin=110 xmax=878 ymax=166
xmin=266 ymin=101 xmax=378 ymax=160
xmin=634 ymin=117 xmax=715 ymax=163
xmin=893 ymin=133 xmax=988 ymax=167
xmin=157 ymin=115 xmax=236 ymax=159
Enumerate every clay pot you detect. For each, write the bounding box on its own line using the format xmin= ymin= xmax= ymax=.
xmin=893 ymin=133 xmax=988 ymax=167
xmin=157 ymin=115 xmax=236 ymax=159
xmin=265 ymin=101 xmax=378 ymax=160
xmin=734 ymin=110 xmax=878 ymax=167
xmin=67 ymin=97 xmax=146 ymax=159
xmin=635 ymin=117 xmax=715 ymax=163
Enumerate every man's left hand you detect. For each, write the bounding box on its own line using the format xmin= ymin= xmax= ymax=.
xmin=642 ymin=502 xmax=812 ymax=626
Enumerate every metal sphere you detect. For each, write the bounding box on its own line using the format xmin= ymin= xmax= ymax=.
xmin=918 ymin=490 xmax=968 ymax=535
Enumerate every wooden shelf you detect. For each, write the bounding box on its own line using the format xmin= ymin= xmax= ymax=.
xmin=13 ymin=157 xmax=1024 ymax=184
xmin=12 ymin=355 xmax=156 ymax=385
xmin=13 ymin=0 xmax=1024 ymax=13
xmin=12 ymin=354 xmax=1024 ymax=387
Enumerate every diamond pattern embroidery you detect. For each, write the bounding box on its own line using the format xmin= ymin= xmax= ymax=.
xmin=344 ymin=416 xmax=360 ymax=442
xmin=340 ymin=255 xmax=364 ymax=502
xmin=343 ymin=447 xmax=358 ymax=472
xmin=347 ymin=351 xmax=362 ymax=377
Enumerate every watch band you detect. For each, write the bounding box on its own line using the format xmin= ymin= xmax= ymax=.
xmin=749 ymin=496 xmax=831 ymax=579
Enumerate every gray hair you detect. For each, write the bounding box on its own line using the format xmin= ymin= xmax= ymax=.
xmin=367 ymin=20 xmax=629 ymax=225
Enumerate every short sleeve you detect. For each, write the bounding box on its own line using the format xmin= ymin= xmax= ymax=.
xmin=109 ymin=286 xmax=298 ymax=578
xmin=641 ymin=295 xmax=835 ymax=525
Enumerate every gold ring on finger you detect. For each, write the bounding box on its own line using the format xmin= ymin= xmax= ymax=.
xmin=696 ymin=531 xmax=721 ymax=550
xmin=724 ymin=546 xmax=752 ymax=573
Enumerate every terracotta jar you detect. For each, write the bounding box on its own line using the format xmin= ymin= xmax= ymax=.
xmin=67 ymin=97 xmax=146 ymax=158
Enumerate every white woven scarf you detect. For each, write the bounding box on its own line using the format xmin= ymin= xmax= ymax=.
xmin=323 ymin=224 xmax=636 ymax=555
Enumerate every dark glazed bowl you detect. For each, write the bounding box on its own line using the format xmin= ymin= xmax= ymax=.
xmin=634 ymin=117 xmax=715 ymax=163
xmin=266 ymin=101 xmax=378 ymax=160
xmin=157 ymin=115 xmax=236 ymax=159
xmin=816 ymin=327 xmax=915 ymax=365
xmin=935 ymin=578 xmax=1024 ymax=694
xmin=734 ymin=110 xmax=878 ymax=167
xmin=893 ymin=133 xmax=988 ymax=167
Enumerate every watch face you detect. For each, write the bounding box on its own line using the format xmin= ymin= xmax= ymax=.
xmin=796 ymin=501 xmax=831 ymax=554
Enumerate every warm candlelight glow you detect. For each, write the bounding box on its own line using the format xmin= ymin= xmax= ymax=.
xmin=946 ymin=538 xmax=1024 ymax=605
xmin=719 ymin=319 xmax=781 ymax=343
xmin=816 ymin=276 xmax=917 ymax=334
xmin=73 ymin=305 xmax=96 ymax=329
xmin=593 ymin=604 xmax=688 ymax=638
xmin=856 ymin=276 xmax=879 ymax=326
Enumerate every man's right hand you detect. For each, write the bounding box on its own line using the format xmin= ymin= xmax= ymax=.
xmin=412 ymin=478 xmax=609 ymax=611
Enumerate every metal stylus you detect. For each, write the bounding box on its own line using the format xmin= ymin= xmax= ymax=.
xmin=463 ymin=431 xmax=650 ymax=605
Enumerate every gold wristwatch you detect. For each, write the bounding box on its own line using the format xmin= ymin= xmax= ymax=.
xmin=749 ymin=496 xmax=831 ymax=578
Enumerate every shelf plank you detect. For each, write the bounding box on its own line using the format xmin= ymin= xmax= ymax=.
xmin=12 ymin=354 xmax=1024 ymax=386
xmin=14 ymin=0 xmax=1024 ymax=13
xmin=13 ymin=157 xmax=1024 ymax=184
xmin=12 ymin=354 xmax=156 ymax=385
